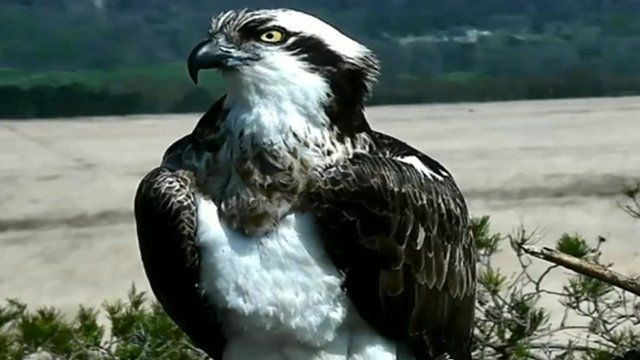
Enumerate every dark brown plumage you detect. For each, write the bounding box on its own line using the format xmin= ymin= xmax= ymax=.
xmin=135 ymin=167 xmax=226 ymax=358
xmin=305 ymin=132 xmax=476 ymax=359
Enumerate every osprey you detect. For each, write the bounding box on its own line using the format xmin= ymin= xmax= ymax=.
xmin=135 ymin=9 xmax=475 ymax=360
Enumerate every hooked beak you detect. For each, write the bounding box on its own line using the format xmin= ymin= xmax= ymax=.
xmin=188 ymin=39 xmax=231 ymax=84
xmin=188 ymin=38 xmax=257 ymax=84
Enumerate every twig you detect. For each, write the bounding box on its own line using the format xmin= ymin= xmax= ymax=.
xmin=521 ymin=246 xmax=640 ymax=297
xmin=527 ymin=342 xmax=596 ymax=352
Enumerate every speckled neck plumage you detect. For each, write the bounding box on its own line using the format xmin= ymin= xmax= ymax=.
xmin=191 ymin=86 xmax=372 ymax=235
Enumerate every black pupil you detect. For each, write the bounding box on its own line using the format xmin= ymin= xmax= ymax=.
xmin=266 ymin=32 xmax=274 ymax=39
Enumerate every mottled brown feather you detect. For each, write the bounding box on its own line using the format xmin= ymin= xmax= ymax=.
xmin=305 ymin=131 xmax=476 ymax=360
xmin=135 ymin=167 xmax=226 ymax=359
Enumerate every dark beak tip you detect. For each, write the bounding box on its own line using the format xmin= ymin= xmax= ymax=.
xmin=188 ymin=66 xmax=200 ymax=85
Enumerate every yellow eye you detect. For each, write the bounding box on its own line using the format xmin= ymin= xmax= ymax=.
xmin=259 ymin=30 xmax=285 ymax=43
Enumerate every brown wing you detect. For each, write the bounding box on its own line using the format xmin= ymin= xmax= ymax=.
xmin=306 ymin=132 xmax=476 ymax=360
xmin=134 ymin=166 xmax=226 ymax=359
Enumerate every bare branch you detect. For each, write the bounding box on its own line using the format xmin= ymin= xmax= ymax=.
xmin=521 ymin=246 xmax=640 ymax=297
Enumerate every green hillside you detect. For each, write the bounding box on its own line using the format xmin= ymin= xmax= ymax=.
xmin=2 ymin=0 xmax=640 ymax=117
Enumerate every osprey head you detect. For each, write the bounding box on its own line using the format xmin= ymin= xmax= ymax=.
xmin=188 ymin=9 xmax=380 ymax=118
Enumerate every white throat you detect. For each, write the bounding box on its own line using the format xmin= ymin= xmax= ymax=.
xmin=219 ymin=53 xmax=343 ymax=168
xmin=224 ymin=52 xmax=331 ymax=131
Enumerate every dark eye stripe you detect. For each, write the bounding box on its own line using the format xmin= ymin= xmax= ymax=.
xmin=285 ymin=36 xmax=342 ymax=68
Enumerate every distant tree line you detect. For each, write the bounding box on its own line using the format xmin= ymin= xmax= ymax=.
xmin=3 ymin=69 xmax=640 ymax=119
xmin=0 ymin=85 xmax=142 ymax=118
xmin=2 ymin=0 xmax=640 ymax=117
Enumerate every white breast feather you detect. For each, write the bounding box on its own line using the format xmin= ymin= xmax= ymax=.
xmin=196 ymin=195 xmax=347 ymax=345
xmin=195 ymin=195 xmax=411 ymax=360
